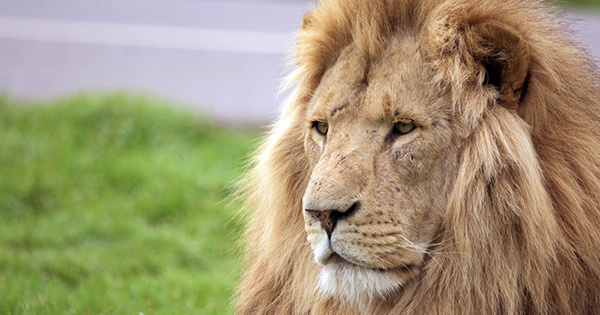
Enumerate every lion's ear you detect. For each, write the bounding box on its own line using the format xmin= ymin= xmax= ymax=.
xmin=466 ymin=21 xmax=530 ymax=108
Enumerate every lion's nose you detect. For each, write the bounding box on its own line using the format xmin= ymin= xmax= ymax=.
xmin=305 ymin=203 xmax=358 ymax=237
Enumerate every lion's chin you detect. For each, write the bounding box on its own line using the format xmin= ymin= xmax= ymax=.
xmin=317 ymin=258 xmax=414 ymax=305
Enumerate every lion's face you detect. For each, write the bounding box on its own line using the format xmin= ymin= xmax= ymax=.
xmin=302 ymin=36 xmax=467 ymax=301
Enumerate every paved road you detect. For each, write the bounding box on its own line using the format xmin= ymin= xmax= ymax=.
xmin=0 ymin=0 xmax=599 ymax=124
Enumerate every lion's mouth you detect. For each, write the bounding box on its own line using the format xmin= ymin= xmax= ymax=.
xmin=326 ymin=247 xmax=372 ymax=268
xmin=314 ymin=237 xmax=369 ymax=267
xmin=323 ymin=250 xmax=417 ymax=275
xmin=308 ymin=225 xmax=422 ymax=273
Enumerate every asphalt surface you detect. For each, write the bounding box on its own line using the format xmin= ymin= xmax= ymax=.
xmin=0 ymin=0 xmax=599 ymax=124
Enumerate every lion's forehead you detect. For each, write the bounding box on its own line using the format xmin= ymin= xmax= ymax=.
xmin=308 ymin=36 xmax=448 ymax=126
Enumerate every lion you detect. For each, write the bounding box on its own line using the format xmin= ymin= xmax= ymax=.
xmin=234 ymin=0 xmax=600 ymax=314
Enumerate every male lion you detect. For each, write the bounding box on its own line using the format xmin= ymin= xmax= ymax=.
xmin=235 ymin=0 xmax=600 ymax=314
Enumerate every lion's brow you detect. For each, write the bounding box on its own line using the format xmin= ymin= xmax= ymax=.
xmin=330 ymin=102 xmax=350 ymax=118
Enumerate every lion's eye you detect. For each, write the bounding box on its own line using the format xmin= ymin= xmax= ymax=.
xmin=394 ymin=121 xmax=416 ymax=135
xmin=314 ymin=122 xmax=328 ymax=136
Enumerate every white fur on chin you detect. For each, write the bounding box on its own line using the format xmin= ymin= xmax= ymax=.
xmin=318 ymin=262 xmax=404 ymax=307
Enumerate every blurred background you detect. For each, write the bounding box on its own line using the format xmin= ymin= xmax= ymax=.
xmin=0 ymin=0 xmax=598 ymax=314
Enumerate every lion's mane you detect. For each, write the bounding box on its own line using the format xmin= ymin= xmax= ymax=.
xmin=235 ymin=0 xmax=600 ymax=314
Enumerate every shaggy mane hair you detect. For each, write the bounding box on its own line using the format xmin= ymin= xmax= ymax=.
xmin=235 ymin=0 xmax=600 ymax=314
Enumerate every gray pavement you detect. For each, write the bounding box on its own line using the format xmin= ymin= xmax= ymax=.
xmin=0 ymin=0 xmax=598 ymax=124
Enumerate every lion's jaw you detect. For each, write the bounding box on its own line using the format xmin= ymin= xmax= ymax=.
xmin=301 ymin=37 xmax=464 ymax=304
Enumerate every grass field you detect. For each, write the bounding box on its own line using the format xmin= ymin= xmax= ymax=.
xmin=0 ymin=94 xmax=258 ymax=314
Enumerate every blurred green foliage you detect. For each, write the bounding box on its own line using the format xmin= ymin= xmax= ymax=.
xmin=0 ymin=94 xmax=258 ymax=314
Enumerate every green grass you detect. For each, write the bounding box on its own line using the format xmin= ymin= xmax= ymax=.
xmin=0 ymin=94 xmax=258 ymax=314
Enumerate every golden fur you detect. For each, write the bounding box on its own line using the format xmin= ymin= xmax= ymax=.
xmin=235 ymin=0 xmax=600 ymax=314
